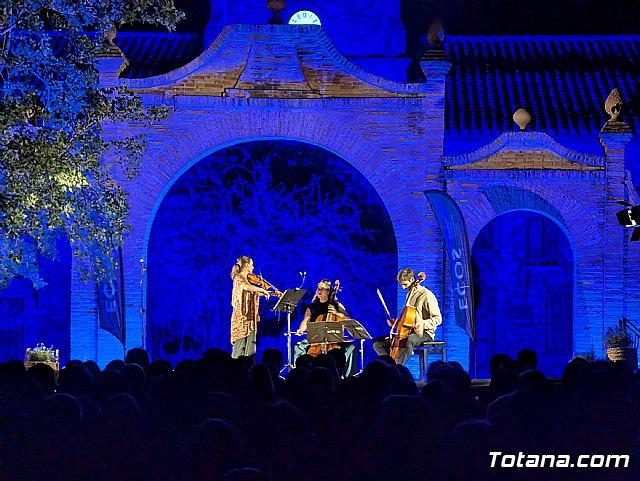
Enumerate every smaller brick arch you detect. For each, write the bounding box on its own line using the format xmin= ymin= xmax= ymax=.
xmin=470 ymin=209 xmax=576 ymax=376
xmin=453 ymin=182 xmax=604 ymax=363
xmin=465 ymin=182 xmax=603 ymax=259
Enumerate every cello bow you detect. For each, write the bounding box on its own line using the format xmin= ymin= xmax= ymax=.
xmin=376 ymin=288 xmax=393 ymax=324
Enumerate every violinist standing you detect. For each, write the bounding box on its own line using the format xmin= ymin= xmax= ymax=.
xmin=230 ymin=256 xmax=271 ymax=358
xmin=373 ymin=268 xmax=442 ymax=365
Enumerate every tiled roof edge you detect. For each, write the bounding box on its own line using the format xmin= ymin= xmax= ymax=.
xmin=121 ymin=24 xmax=428 ymax=94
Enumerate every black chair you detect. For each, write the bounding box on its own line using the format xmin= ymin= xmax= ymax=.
xmin=413 ymin=341 xmax=446 ymax=381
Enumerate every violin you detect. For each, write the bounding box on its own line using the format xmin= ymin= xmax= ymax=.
xmin=389 ymin=272 xmax=426 ymax=361
xmin=247 ymin=273 xmax=282 ymax=297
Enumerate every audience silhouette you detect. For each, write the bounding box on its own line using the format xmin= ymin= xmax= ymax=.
xmin=1 ymin=347 xmax=639 ymax=481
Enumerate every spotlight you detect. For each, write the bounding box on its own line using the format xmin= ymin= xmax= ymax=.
xmin=616 ymin=208 xmax=635 ymax=227
xmin=616 ymin=203 xmax=640 ymax=241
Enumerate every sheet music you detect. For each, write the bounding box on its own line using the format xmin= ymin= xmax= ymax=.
xmin=341 ymin=319 xmax=372 ymax=339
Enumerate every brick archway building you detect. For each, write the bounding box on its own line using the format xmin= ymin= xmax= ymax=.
xmin=73 ymin=24 xmax=639 ymax=370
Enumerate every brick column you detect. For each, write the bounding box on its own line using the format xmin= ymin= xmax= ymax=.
xmin=420 ymin=50 xmax=451 ymax=185
xmin=69 ymin=268 xmax=98 ymax=361
xmin=69 ymin=34 xmax=129 ymax=365
xmin=599 ymin=120 xmax=633 ymax=347
xmin=420 ymin=51 xmax=462 ymax=363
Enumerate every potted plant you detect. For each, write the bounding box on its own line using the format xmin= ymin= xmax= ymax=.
xmin=604 ymin=318 xmax=638 ymax=368
xmin=24 ymin=343 xmax=59 ymax=372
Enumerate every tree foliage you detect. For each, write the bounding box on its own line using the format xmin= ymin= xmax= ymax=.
xmin=0 ymin=0 xmax=183 ymax=287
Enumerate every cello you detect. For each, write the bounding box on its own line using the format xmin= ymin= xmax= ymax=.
xmin=389 ymin=272 xmax=426 ymax=361
xmin=307 ymin=280 xmax=344 ymax=356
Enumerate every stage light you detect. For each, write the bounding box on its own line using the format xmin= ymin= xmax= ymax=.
xmin=616 ymin=208 xmax=635 ymax=227
xmin=616 ymin=203 xmax=640 ymax=241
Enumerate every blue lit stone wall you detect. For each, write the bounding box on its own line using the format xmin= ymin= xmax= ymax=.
xmin=0 ymin=239 xmax=71 ymax=363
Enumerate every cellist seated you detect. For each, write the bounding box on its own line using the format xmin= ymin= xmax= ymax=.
xmin=373 ymin=268 xmax=442 ymax=366
xmin=292 ymin=279 xmax=357 ymax=377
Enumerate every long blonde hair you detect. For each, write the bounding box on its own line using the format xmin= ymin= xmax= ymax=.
xmin=230 ymin=256 xmax=252 ymax=279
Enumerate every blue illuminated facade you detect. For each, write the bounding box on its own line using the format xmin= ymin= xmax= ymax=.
xmin=2 ymin=2 xmax=640 ymax=378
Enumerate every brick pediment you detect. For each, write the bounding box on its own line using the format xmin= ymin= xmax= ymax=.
xmin=446 ymin=150 xmax=601 ymax=171
xmin=123 ymin=24 xmax=427 ymax=99
xmin=444 ymin=131 xmax=604 ymax=171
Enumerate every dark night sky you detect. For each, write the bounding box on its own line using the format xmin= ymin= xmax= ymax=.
xmin=400 ymin=0 xmax=640 ymax=35
xmin=125 ymin=0 xmax=640 ymax=35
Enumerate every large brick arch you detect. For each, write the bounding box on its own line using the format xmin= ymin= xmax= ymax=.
xmin=102 ymin=110 xmax=425 ymax=361
xmin=130 ymin=110 xmax=421 ymax=259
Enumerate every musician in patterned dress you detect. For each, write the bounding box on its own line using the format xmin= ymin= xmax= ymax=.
xmin=230 ymin=256 xmax=271 ymax=358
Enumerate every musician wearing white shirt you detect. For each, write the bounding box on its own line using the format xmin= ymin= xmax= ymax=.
xmin=373 ymin=268 xmax=442 ymax=365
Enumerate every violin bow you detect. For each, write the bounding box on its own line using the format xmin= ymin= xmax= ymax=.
xmin=257 ymin=269 xmax=282 ymax=296
xmin=376 ymin=288 xmax=392 ymax=321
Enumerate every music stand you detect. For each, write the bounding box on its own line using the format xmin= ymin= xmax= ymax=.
xmin=307 ymin=321 xmax=344 ymax=343
xmin=272 ymin=288 xmax=306 ymax=373
xmin=306 ymin=321 xmax=345 ymax=355
xmin=340 ymin=319 xmax=372 ymax=374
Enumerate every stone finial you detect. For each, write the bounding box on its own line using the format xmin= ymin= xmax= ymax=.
xmin=420 ymin=18 xmax=449 ymax=69
xmin=427 ymin=18 xmax=445 ymax=50
xmin=106 ymin=25 xmax=117 ymax=46
xmin=96 ymin=25 xmax=124 ymax=58
xmin=601 ymin=88 xmax=632 ymax=133
xmin=267 ymin=0 xmax=286 ymax=25
xmin=513 ymin=108 xmax=532 ymax=131
xmin=605 ymin=88 xmax=623 ymax=122
xmin=95 ymin=25 xmax=128 ymax=87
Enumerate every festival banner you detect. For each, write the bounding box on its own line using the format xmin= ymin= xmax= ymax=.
xmin=97 ymin=247 xmax=126 ymax=346
xmin=424 ymin=190 xmax=476 ymax=342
